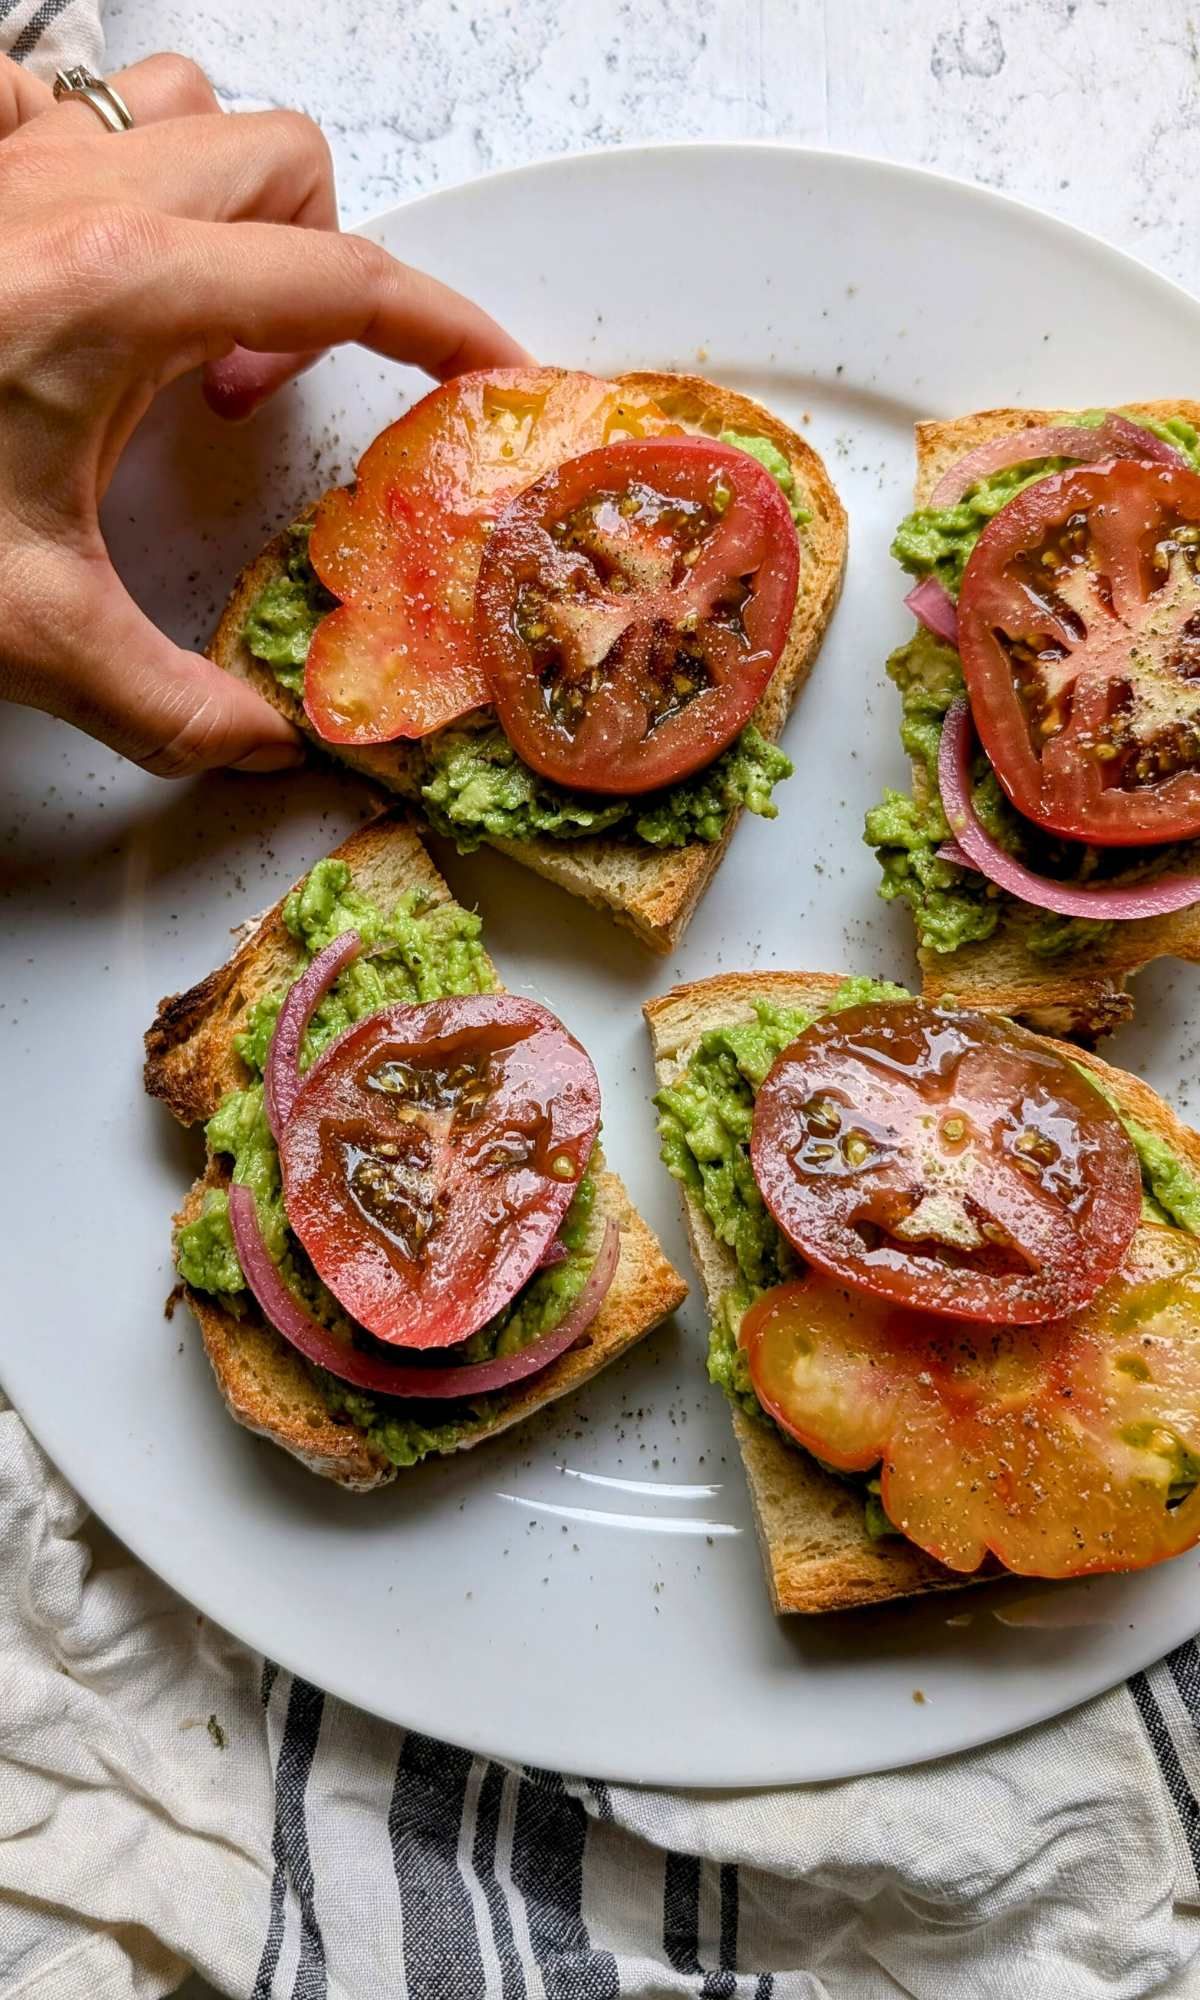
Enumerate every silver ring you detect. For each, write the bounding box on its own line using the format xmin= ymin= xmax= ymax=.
xmin=52 ymin=66 xmax=134 ymax=134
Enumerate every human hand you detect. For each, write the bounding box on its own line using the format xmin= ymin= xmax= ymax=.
xmin=0 ymin=52 xmax=529 ymax=776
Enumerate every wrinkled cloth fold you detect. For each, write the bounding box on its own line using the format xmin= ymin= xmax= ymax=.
xmin=2 ymin=1396 xmax=1200 ymax=2000
xmin=2 ymin=0 xmax=102 ymax=78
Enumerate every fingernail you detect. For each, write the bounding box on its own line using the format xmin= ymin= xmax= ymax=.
xmin=231 ymin=743 xmax=307 ymax=774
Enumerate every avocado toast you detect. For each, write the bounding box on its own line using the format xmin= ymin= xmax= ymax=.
xmin=647 ymin=971 xmax=1200 ymax=1613
xmin=145 ymin=811 xmax=687 ymax=1489
xmin=210 ymin=369 xmax=847 ymax=953
xmin=866 ymin=403 xmax=1200 ymax=1040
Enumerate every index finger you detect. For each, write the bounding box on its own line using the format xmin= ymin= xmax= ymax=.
xmin=154 ymin=218 xmax=533 ymax=411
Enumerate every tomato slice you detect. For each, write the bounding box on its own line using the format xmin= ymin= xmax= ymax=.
xmin=304 ymin=369 xmax=674 ymax=744
xmin=278 ymin=994 xmax=600 ymax=1348
xmin=473 ymin=436 xmax=800 ymax=794
xmin=958 ymin=458 xmax=1200 ymax=844
xmin=749 ymin=1001 xmax=1141 ymax=1324
xmin=741 ymin=1227 xmax=1200 ymax=1577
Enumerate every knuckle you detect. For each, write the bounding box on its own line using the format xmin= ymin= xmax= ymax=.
xmin=44 ymin=201 xmax=172 ymax=288
xmin=0 ymin=125 xmax=80 ymax=206
xmin=0 ymin=554 xmax=123 ymax=739
xmin=0 ymin=548 xmax=68 ymax=695
xmin=339 ymin=232 xmax=390 ymax=292
xmin=271 ymin=107 xmax=332 ymax=168
xmin=0 ymin=141 xmax=30 ymax=206
xmin=142 ymin=51 xmax=217 ymax=113
xmin=144 ymin=694 xmax=234 ymax=779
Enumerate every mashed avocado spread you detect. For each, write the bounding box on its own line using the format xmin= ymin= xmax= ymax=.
xmin=417 ymin=717 xmax=791 ymax=852
xmin=717 ymin=429 xmax=812 ymax=525
xmin=175 ymin=858 xmax=602 ymax=1467
xmin=655 ymin=977 xmax=909 ymax=1429
xmin=867 ymin=412 xmax=1200 ymax=958
xmin=892 ymin=413 xmax=1200 ymax=596
xmin=863 ymin=630 xmax=1122 ymax=959
xmin=241 ymin=524 xmax=333 ymax=695
xmin=242 ymin=431 xmax=805 ymax=852
xmin=655 ymin=978 xmax=1200 ymax=1534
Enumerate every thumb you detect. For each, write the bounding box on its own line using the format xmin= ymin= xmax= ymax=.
xmin=204 ymin=345 xmax=326 ymax=423
xmin=16 ymin=572 xmax=306 ymax=778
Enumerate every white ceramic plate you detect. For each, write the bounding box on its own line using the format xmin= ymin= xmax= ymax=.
xmin=6 ymin=146 xmax=1200 ymax=1787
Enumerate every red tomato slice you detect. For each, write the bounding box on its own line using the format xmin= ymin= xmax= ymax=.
xmin=473 ymin=436 xmax=800 ymax=794
xmin=958 ymin=458 xmax=1200 ymax=844
xmin=278 ymin=994 xmax=600 ymax=1349
xmin=749 ymin=1001 xmax=1141 ymax=1324
xmin=304 ymin=369 xmax=674 ymax=744
xmin=741 ymin=1227 xmax=1200 ymax=1578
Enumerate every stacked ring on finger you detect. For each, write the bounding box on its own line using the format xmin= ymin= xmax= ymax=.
xmin=52 ymin=67 xmax=135 ymax=134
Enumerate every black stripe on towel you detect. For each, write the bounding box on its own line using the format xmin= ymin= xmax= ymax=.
xmin=586 ymin=1779 xmax=614 ymax=1822
xmin=252 ymin=1833 xmax=288 ymax=1999
xmin=252 ymin=1674 xmax=327 ymax=2000
xmin=700 ymin=1862 xmax=740 ymax=1996
xmin=472 ymin=1761 xmax=527 ymax=2000
xmin=663 ymin=1852 xmax=742 ymax=1994
xmin=390 ymin=1732 xmax=485 ymax=2000
xmin=10 ymin=0 xmax=76 ymax=63
xmin=513 ymin=1767 xmax=618 ymax=1999
xmin=662 ymin=1850 xmax=702 ymax=1975
xmin=1165 ymin=1639 xmax=1200 ymax=1725
xmin=718 ymin=1863 xmax=738 ymax=1968
xmin=282 ymin=1678 xmax=327 ymax=1998
xmin=1129 ymin=1667 xmax=1200 ymax=1879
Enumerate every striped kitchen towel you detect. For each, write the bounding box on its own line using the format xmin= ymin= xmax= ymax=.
xmin=1 ymin=1392 xmax=1199 ymax=2000
xmin=0 ymin=0 xmax=101 ymax=75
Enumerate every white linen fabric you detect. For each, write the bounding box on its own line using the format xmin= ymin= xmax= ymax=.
xmin=3 ymin=1395 xmax=1200 ymax=2000
xmin=6 ymin=9 xmax=1200 ymax=1998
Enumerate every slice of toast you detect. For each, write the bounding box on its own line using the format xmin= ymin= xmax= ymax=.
xmin=145 ymin=810 xmax=687 ymax=1489
xmin=208 ymin=371 xmax=847 ymax=954
xmin=909 ymin=402 xmax=1200 ymax=1039
xmin=645 ymin=969 xmax=1200 ymax=1613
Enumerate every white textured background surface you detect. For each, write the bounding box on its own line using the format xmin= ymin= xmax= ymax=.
xmin=105 ymin=0 xmax=1200 ymax=291
xmin=91 ymin=6 xmax=1200 ymax=1996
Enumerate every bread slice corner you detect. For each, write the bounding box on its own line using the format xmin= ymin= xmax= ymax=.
xmin=644 ymin=970 xmax=967 ymax=1612
xmin=907 ymin=401 xmax=1200 ymax=1039
xmin=146 ymin=809 xmax=688 ymax=1486
xmin=645 ymin=967 xmax=1200 ymax=1613
xmin=208 ymin=371 xmax=848 ymax=953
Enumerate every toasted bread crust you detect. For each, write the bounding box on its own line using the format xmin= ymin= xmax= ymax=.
xmin=645 ymin=968 xmax=1200 ymax=1613
xmin=176 ymin=1157 xmax=686 ymax=1491
xmin=144 ymin=814 xmax=449 ymax=1126
xmin=147 ymin=811 xmax=687 ymax=1485
xmin=729 ymin=1407 xmax=970 ymax=1614
xmin=909 ymin=402 xmax=1200 ymax=1038
xmin=175 ymin=1164 xmax=394 ymax=1489
xmin=207 ymin=371 xmax=847 ymax=952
